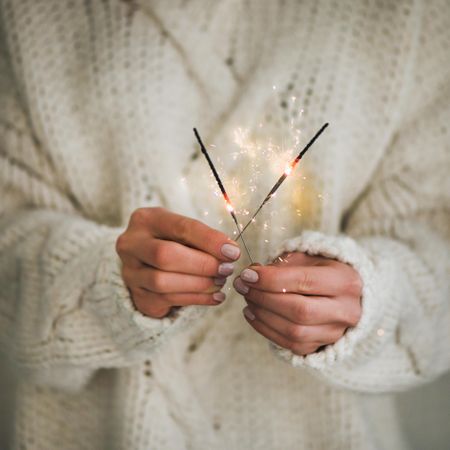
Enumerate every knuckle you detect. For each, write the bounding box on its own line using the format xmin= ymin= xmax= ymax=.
xmin=145 ymin=304 xmax=170 ymax=318
xmin=129 ymin=286 xmax=144 ymax=305
xmin=286 ymin=324 xmax=304 ymax=342
xmin=347 ymin=271 xmax=363 ymax=296
xmin=140 ymin=293 xmax=171 ymax=318
xmin=284 ymin=339 xmax=297 ymax=352
xmin=292 ymin=300 xmax=309 ymax=324
xmin=347 ymin=301 xmax=362 ymax=326
xmin=174 ymin=216 xmax=192 ymax=241
xmin=130 ymin=288 xmax=152 ymax=313
xmin=148 ymin=270 xmax=167 ymax=292
xmin=120 ymin=265 xmax=133 ymax=284
xmin=151 ymin=242 xmax=170 ymax=268
xmin=297 ymin=271 xmax=313 ymax=293
xmin=115 ymin=233 xmax=128 ymax=256
xmin=130 ymin=208 xmax=150 ymax=225
xmin=292 ymin=343 xmax=317 ymax=356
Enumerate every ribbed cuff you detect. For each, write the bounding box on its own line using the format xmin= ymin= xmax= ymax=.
xmin=87 ymin=230 xmax=205 ymax=362
xmin=268 ymin=231 xmax=405 ymax=388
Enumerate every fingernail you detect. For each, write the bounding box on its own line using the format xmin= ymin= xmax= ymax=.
xmin=218 ymin=262 xmax=234 ymax=276
xmin=221 ymin=243 xmax=241 ymax=260
xmin=214 ymin=277 xmax=227 ymax=286
xmin=241 ymin=268 xmax=258 ymax=283
xmin=233 ymin=277 xmax=249 ymax=295
xmin=213 ymin=292 xmax=226 ymax=303
xmin=205 ymin=285 xmax=221 ymax=294
xmin=243 ymin=307 xmax=255 ymax=321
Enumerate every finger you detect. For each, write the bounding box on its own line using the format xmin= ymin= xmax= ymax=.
xmin=242 ymin=307 xmax=321 ymax=356
xmin=129 ymin=238 xmax=235 ymax=277
xmin=153 ymin=291 xmax=227 ymax=307
xmin=245 ymin=303 xmax=345 ymax=344
xmin=131 ymin=287 xmax=172 ymax=318
xmin=234 ymin=278 xmax=352 ymax=325
xmin=271 ymin=252 xmax=326 ymax=267
xmin=239 ymin=264 xmax=352 ymax=296
xmin=130 ymin=266 xmax=219 ymax=294
xmin=131 ymin=288 xmax=226 ymax=318
xmin=143 ymin=208 xmax=241 ymax=262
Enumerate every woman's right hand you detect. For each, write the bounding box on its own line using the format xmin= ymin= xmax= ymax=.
xmin=116 ymin=207 xmax=241 ymax=318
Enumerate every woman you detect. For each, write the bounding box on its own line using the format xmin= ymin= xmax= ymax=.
xmin=0 ymin=1 xmax=449 ymax=449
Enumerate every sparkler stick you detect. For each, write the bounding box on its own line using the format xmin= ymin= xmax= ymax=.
xmin=193 ymin=128 xmax=254 ymax=263
xmin=236 ymin=122 xmax=329 ymax=239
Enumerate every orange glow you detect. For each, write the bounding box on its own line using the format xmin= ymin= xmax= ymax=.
xmin=285 ymin=160 xmax=298 ymax=176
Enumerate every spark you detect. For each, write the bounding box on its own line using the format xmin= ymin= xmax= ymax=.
xmin=236 ymin=123 xmax=329 ymax=239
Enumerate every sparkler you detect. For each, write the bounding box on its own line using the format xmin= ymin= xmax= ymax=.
xmin=236 ymin=122 xmax=329 ymax=239
xmin=193 ymin=128 xmax=254 ymax=263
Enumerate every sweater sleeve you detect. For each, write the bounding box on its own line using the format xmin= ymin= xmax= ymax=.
xmin=270 ymin=18 xmax=450 ymax=392
xmin=0 ymin=37 xmax=202 ymax=393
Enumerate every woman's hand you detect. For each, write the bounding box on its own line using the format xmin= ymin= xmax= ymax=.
xmin=233 ymin=252 xmax=362 ymax=356
xmin=116 ymin=207 xmax=241 ymax=318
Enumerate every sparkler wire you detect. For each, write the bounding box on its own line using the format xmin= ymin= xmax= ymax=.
xmin=193 ymin=128 xmax=254 ymax=263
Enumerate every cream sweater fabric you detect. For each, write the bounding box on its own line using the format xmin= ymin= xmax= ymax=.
xmin=1 ymin=1 xmax=449 ymax=449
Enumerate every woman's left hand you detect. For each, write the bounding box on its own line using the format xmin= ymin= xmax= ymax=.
xmin=233 ymin=252 xmax=363 ymax=356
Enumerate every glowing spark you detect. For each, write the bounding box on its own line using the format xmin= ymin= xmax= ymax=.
xmin=282 ymin=288 xmax=287 ymax=293
xmin=284 ymin=164 xmax=293 ymax=176
xmin=236 ymin=123 xmax=329 ymax=240
xmin=377 ymin=328 xmax=385 ymax=337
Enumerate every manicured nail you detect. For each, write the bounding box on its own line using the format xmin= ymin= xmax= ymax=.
xmin=233 ymin=277 xmax=249 ymax=295
xmin=221 ymin=243 xmax=241 ymax=260
xmin=205 ymin=285 xmax=221 ymax=294
xmin=243 ymin=307 xmax=255 ymax=321
xmin=240 ymin=268 xmax=258 ymax=283
xmin=214 ymin=277 xmax=227 ymax=286
xmin=218 ymin=262 xmax=234 ymax=276
xmin=213 ymin=292 xmax=226 ymax=303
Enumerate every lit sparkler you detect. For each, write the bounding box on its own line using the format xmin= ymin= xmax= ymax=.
xmin=236 ymin=122 xmax=329 ymax=239
xmin=193 ymin=128 xmax=254 ymax=263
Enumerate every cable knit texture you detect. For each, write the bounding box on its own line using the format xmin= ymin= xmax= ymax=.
xmin=0 ymin=1 xmax=449 ymax=449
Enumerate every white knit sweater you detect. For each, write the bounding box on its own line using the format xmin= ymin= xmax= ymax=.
xmin=1 ymin=1 xmax=449 ymax=449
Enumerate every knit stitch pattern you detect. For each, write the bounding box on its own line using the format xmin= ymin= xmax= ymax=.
xmin=0 ymin=1 xmax=449 ymax=449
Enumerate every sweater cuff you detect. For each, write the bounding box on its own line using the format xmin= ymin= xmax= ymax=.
xmin=268 ymin=231 xmax=404 ymax=384
xmin=87 ymin=230 xmax=204 ymax=362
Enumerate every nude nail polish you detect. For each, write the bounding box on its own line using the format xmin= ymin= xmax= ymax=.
xmin=218 ymin=262 xmax=234 ymax=276
xmin=233 ymin=277 xmax=249 ymax=295
xmin=213 ymin=292 xmax=226 ymax=303
xmin=221 ymin=243 xmax=241 ymax=260
xmin=243 ymin=307 xmax=255 ymax=321
xmin=240 ymin=268 xmax=258 ymax=283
